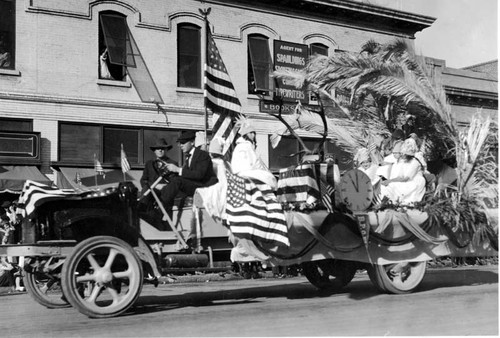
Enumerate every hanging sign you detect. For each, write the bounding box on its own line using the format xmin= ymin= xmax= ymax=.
xmin=273 ymin=40 xmax=308 ymax=103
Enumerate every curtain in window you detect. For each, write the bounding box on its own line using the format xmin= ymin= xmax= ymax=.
xmin=248 ymin=36 xmax=274 ymax=92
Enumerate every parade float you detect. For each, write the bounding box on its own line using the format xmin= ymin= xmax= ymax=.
xmin=0 ymin=39 xmax=496 ymax=318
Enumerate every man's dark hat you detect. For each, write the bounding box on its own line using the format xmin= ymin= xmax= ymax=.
xmin=150 ymin=138 xmax=172 ymax=151
xmin=177 ymin=130 xmax=197 ymax=143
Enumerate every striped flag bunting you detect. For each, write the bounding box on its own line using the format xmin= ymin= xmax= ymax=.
xmin=74 ymin=171 xmax=82 ymax=186
xmin=226 ymin=170 xmax=290 ymax=247
xmin=18 ymin=180 xmax=76 ymax=217
xmin=94 ymin=154 xmax=105 ymax=178
xmin=120 ymin=143 xmax=131 ymax=173
xmin=276 ymin=165 xmax=321 ymax=205
xmin=204 ymin=22 xmax=242 ymax=157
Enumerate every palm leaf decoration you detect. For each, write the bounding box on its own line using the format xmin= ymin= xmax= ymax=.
xmin=273 ymin=38 xmax=497 ymax=248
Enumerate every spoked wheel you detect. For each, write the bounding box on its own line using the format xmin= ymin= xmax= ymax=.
xmin=301 ymin=259 xmax=358 ymax=291
xmin=61 ymin=236 xmax=143 ymax=318
xmin=24 ymin=257 xmax=69 ymax=308
xmin=367 ymin=261 xmax=426 ymax=294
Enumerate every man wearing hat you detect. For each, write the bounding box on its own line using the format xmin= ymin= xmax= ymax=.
xmin=139 ymin=138 xmax=178 ymax=226
xmin=162 ymin=130 xmax=217 ymax=221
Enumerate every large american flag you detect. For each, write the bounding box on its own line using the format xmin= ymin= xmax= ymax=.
xmin=226 ymin=170 xmax=290 ymax=247
xmin=204 ymin=22 xmax=242 ymax=156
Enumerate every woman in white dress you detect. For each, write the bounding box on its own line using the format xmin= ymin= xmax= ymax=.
xmin=380 ymin=138 xmax=426 ymax=205
xmin=231 ymin=117 xmax=277 ymax=189
xmin=354 ymin=147 xmax=380 ymax=185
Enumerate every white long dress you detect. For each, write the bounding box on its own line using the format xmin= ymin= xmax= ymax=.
xmin=230 ymin=137 xmax=277 ymax=189
xmin=380 ymin=157 xmax=426 ymax=205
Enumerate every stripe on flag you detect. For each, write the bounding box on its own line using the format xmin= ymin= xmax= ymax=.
xmin=204 ymin=22 xmax=242 ymax=157
xmin=226 ymin=170 xmax=289 ymax=247
xmin=18 ymin=180 xmax=76 ymax=217
xmin=121 ymin=144 xmax=131 ymax=173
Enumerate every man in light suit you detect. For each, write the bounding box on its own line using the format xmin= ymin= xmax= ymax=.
xmin=162 ymin=130 xmax=217 ymax=220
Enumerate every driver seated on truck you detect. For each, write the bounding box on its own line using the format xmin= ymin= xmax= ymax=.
xmin=138 ymin=138 xmax=178 ymax=224
xmin=161 ymin=130 xmax=218 ymax=221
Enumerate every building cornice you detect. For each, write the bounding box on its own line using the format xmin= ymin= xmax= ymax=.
xmin=206 ymin=0 xmax=435 ymax=37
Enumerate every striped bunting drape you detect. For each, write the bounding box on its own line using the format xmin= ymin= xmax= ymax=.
xmin=276 ymin=164 xmax=321 ymax=205
xmin=18 ymin=180 xmax=76 ymax=217
xmin=226 ymin=170 xmax=290 ymax=247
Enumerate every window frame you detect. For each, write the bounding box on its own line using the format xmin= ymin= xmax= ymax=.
xmin=247 ymin=34 xmax=274 ymax=95
xmin=177 ymin=23 xmax=202 ymax=89
xmin=309 ymin=43 xmax=329 ymax=104
xmin=98 ymin=11 xmax=129 ymax=81
xmin=0 ymin=0 xmax=15 ymax=71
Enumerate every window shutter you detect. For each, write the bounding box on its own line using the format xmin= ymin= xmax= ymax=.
xmin=248 ymin=36 xmax=274 ymax=92
xmin=100 ymin=14 xmax=136 ymax=67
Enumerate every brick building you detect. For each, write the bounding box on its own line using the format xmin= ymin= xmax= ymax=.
xmin=0 ymin=0 xmax=496 ymax=190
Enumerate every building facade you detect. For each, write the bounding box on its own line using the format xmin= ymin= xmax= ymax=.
xmin=0 ymin=0 xmax=495 ymax=190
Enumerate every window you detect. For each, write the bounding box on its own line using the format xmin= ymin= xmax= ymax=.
xmin=98 ymin=11 xmax=130 ymax=81
xmin=310 ymin=43 xmax=328 ymax=57
xmin=309 ymin=43 xmax=328 ymax=103
xmin=177 ymin=23 xmax=201 ymax=88
xmin=0 ymin=0 xmax=15 ymax=70
xmin=0 ymin=118 xmax=32 ymax=132
xmin=248 ymin=34 xmax=273 ymax=95
xmin=268 ymin=136 xmax=351 ymax=172
xmin=59 ymin=123 xmax=182 ymax=166
xmin=268 ymin=137 xmax=318 ymax=172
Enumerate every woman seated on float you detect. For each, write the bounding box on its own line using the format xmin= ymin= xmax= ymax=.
xmin=354 ymin=147 xmax=381 ymax=186
xmin=231 ymin=116 xmax=277 ymax=189
xmin=379 ymin=138 xmax=426 ymax=205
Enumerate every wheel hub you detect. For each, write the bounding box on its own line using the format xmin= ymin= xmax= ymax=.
xmin=95 ymin=269 xmax=113 ymax=284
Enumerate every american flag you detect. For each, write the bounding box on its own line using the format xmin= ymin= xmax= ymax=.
xmin=18 ymin=180 xmax=76 ymax=217
xmin=204 ymin=22 xmax=242 ymax=156
xmin=226 ymin=170 xmax=290 ymax=247
xmin=318 ymin=178 xmax=335 ymax=213
xmin=94 ymin=153 xmax=105 ymax=178
xmin=120 ymin=143 xmax=131 ymax=173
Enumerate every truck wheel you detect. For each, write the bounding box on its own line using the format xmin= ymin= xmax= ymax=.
xmin=61 ymin=236 xmax=143 ymax=318
xmin=24 ymin=257 xmax=69 ymax=308
xmin=367 ymin=261 xmax=426 ymax=294
xmin=301 ymin=259 xmax=357 ymax=291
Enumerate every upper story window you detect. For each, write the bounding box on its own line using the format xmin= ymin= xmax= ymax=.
xmin=0 ymin=0 xmax=15 ymax=70
xmin=247 ymin=34 xmax=273 ymax=95
xmin=310 ymin=43 xmax=329 ymax=57
xmin=177 ymin=23 xmax=201 ymax=88
xmin=98 ymin=11 xmax=132 ymax=81
xmin=309 ymin=43 xmax=329 ymax=103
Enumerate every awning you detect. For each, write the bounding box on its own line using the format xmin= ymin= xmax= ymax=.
xmin=56 ymin=167 xmax=142 ymax=191
xmin=0 ymin=165 xmax=53 ymax=193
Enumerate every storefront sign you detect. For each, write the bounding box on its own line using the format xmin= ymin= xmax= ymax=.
xmin=273 ymin=40 xmax=308 ymax=103
xmin=0 ymin=132 xmax=40 ymax=160
xmin=259 ymin=100 xmax=321 ymax=114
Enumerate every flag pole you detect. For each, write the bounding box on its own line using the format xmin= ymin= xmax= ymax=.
xmin=201 ymin=7 xmax=211 ymax=150
xmin=93 ymin=153 xmax=98 ymax=188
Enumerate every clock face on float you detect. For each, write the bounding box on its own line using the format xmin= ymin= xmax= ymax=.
xmin=339 ymin=169 xmax=374 ymax=212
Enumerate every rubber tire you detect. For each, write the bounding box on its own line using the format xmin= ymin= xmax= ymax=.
xmin=61 ymin=236 xmax=143 ymax=318
xmin=301 ymin=259 xmax=357 ymax=291
xmin=24 ymin=258 xmax=70 ymax=309
xmin=367 ymin=261 xmax=426 ymax=294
